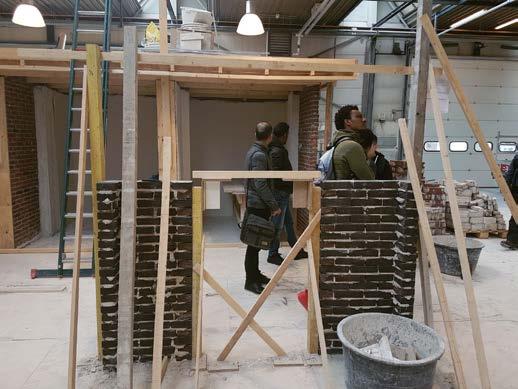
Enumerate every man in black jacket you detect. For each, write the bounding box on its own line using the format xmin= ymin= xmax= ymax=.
xmin=501 ymin=153 xmax=518 ymax=249
xmin=244 ymin=122 xmax=282 ymax=294
xmin=267 ymin=122 xmax=308 ymax=265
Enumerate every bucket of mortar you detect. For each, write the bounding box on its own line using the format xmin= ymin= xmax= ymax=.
xmin=433 ymin=234 xmax=485 ymax=277
xmin=337 ymin=313 xmax=444 ymax=389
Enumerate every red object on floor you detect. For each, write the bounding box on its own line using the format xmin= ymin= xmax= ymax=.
xmin=297 ymin=289 xmax=308 ymax=310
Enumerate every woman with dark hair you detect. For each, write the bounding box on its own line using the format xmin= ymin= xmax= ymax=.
xmin=363 ymin=134 xmax=393 ymax=180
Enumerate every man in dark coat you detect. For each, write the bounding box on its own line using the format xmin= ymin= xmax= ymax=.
xmin=243 ymin=122 xmax=281 ymax=294
xmin=502 ymin=153 xmax=518 ymax=249
xmin=267 ymin=122 xmax=308 ymax=265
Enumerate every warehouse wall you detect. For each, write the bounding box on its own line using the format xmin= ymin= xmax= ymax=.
xmin=189 ymin=99 xmax=288 ymax=216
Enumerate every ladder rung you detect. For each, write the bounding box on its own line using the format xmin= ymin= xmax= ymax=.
xmin=77 ymin=29 xmax=104 ymax=34
xmin=67 ymin=191 xmax=92 ymax=196
xmin=64 ymin=235 xmax=94 ymax=241
xmin=62 ymin=258 xmax=93 ymax=263
xmin=68 ymin=170 xmax=91 ymax=174
xmin=65 ymin=212 xmax=93 ymax=218
xmin=78 ymin=10 xmax=105 ymax=16
xmin=69 ymin=149 xmax=91 ymax=153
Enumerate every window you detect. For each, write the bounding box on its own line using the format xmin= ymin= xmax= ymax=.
xmin=424 ymin=141 xmax=440 ymax=152
xmin=449 ymin=141 xmax=468 ymax=152
xmin=474 ymin=142 xmax=493 ymax=152
xmin=499 ymin=142 xmax=517 ymax=153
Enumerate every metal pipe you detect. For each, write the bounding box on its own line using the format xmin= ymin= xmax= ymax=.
xmin=439 ymin=0 xmax=517 ymax=36
xmin=373 ymin=2 xmax=414 ymax=28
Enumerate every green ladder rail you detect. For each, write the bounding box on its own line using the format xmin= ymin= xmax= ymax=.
xmin=32 ymin=0 xmax=112 ymax=279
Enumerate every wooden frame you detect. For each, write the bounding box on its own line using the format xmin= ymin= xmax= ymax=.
xmin=117 ymin=26 xmax=138 ymax=388
xmin=191 ymin=171 xmax=327 ymax=386
xmin=428 ymin=66 xmax=491 ymax=389
xmin=151 ymin=137 xmax=172 ymax=388
xmin=67 ymin=67 xmax=88 ymax=389
xmin=399 ymin=118 xmax=466 ymax=388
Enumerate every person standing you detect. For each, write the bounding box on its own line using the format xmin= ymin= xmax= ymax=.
xmin=501 ymin=153 xmax=518 ymax=250
xmin=331 ymin=105 xmax=375 ymax=180
xmin=366 ymin=134 xmax=393 ymax=180
xmin=243 ymin=122 xmax=282 ymax=294
xmin=267 ymin=122 xmax=308 ymax=265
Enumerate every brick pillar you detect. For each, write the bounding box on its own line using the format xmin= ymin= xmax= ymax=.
xmin=297 ymin=85 xmax=320 ymax=232
xmin=4 ymin=77 xmax=39 ymax=246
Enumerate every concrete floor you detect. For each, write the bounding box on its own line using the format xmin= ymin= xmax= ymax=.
xmin=1 ymin=193 xmax=517 ymax=388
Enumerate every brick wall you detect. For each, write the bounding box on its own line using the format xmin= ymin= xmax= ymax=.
xmin=5 ymin=77 xmax=39 ymax=246
xmin=319 ymin=180 xmax=418 ymax=354
xmin=97 ymin=180 xmax=193 ymax=368
xmin=297 ymin=85 xmax=320 ymax=231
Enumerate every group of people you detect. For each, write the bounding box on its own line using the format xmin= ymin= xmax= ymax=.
xmin=242 ymin=105 xmax=389 ymax=294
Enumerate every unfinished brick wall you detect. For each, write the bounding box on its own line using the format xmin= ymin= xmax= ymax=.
xmin=4 ymin=77 xmax=39 ymax=246
xmin=319 ymin=180 xmax=418 ymax=354
xmin=97 ymin=180 xmax=193 ymax=368
xmin=297 ymin=85 xmax=320 ymax=231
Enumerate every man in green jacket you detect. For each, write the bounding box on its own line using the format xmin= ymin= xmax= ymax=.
xmin=331 ymin=105 xmax=375 ymax=180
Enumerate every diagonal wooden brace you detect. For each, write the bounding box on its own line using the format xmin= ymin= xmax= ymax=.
xmin=194 ymin=265 xmax=286 ymax=357
xmin=217 ymin=210 xmax=322 ymax=361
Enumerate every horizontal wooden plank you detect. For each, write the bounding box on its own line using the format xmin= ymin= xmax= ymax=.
xmin=192 ymin=170 xmax=320 ymax=180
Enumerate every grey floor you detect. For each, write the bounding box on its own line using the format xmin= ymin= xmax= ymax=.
xmin=1 ymin=190 xmax=517 ymax=388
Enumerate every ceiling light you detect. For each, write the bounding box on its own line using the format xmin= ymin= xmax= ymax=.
xmin=450 ymin=9 xmax=487 ymax=29
xmin=496 ymin=18 xmax=518 ymax=30
xmin=237 ymin=1 xmax=264 ymax=36
xmin=12 ymin=2 xmax=45 ymax=28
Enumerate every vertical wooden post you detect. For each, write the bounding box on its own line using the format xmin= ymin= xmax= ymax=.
xmin=418 ymin=232 xmax=434 ymax=327
xmin=151 ymin=137 xmax=172 ymax=389
xmin=407 ymin=0 xmax=432 ymax=168
xmin=421 ymin=14 xmax=518 ymax=222
xmin=323 ymin=83 xmax=334 ymax=148
xmin=0 ymin=77 xmax=14 ymax=249
xmin=194 ymin=236 xmax=205 ymax=389
xmin=399 ymin=118 xmax=466 ymax=389
xmin=67 ymin=68 xmax=88 ymax=389
xmin=192 ymin=186 xmax=203 ymax=358
xmin=307 ymin=184 xmax=321 ymax=354
xmin=86 ymin=43 xmax=106 ymax=360
xmin=159 ymin=0 xmax=169 ymax=54
xmin=428 ymin=66 xmax=491 ymax=389
xmin=117 ymin=26 xmax=138 ymax=389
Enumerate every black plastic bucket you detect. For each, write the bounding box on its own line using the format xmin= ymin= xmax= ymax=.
xmin=337 ymin=313 xmax=444 ymax=389
xmin=433 ymin=235 xmax=485 ymax=277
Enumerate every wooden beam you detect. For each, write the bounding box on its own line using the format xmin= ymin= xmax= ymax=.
xmin=217 ymin=210 xmax=322 ymax=361
xmin=0 ymin=77 xmax=14 ymax=249
xmin=192 ymin=171 xmax=320 ymax=180
xmin=169 ymin=81 xmax=178 ymax=179
xmin=193 ymin=265 xmax=286 ymax=357
xmin=323 ymin=83 xmax=334 ymax=148
xmin=194 ymin=235 xmax=206 ymax=389
xmin=418 ymin=231 xmax=434 ymax=327
xmin=421 ymin=15 xmax=518 ymax=222
xmin=307 ymin=238 xmax=332 ymax=389
xmin=67 ymin=68 xmax=88 ymax=389
xmin=398 ymin=118 xmax=466 ymax=389
xmin=151 ymin=137 xmax=172 ymax=389
xmin=159 ymin=0 xmax=169 ymax=54
xmin=428 ymin=66 xmax=491 ymax=389
xmin=0 ymin=48 xmax=414 ymax=75
xmin=192 ymin=186 xmax=203 ymax=358
xmin=307 ymin=185 xmax=321 ymax=354
xmin=407 ymin=0 xmax=432 ymax=171
xmin=85 ymin=43 xmax=105 ymax=361
xmin=117 ymin=26 xmax=139 ymax=389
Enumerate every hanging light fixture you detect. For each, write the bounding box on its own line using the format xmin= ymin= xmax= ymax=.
xmin=12 ymin=1 xmax=45 ymax=28
xmin=237 ymin=0 xmax=264 ymax=36
xmin=496 ymin=18 xmax=518 ymax=30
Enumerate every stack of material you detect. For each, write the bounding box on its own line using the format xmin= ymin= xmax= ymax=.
xmin=176 ymin=7 xmax=214 ymax=51
xmin=389 ymin=160 xmax=425 ymax=181
xmin=422 ymin=182 xmax=447 ymax=235
xmin=445 ymin=180 xmax=507 ymax=233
